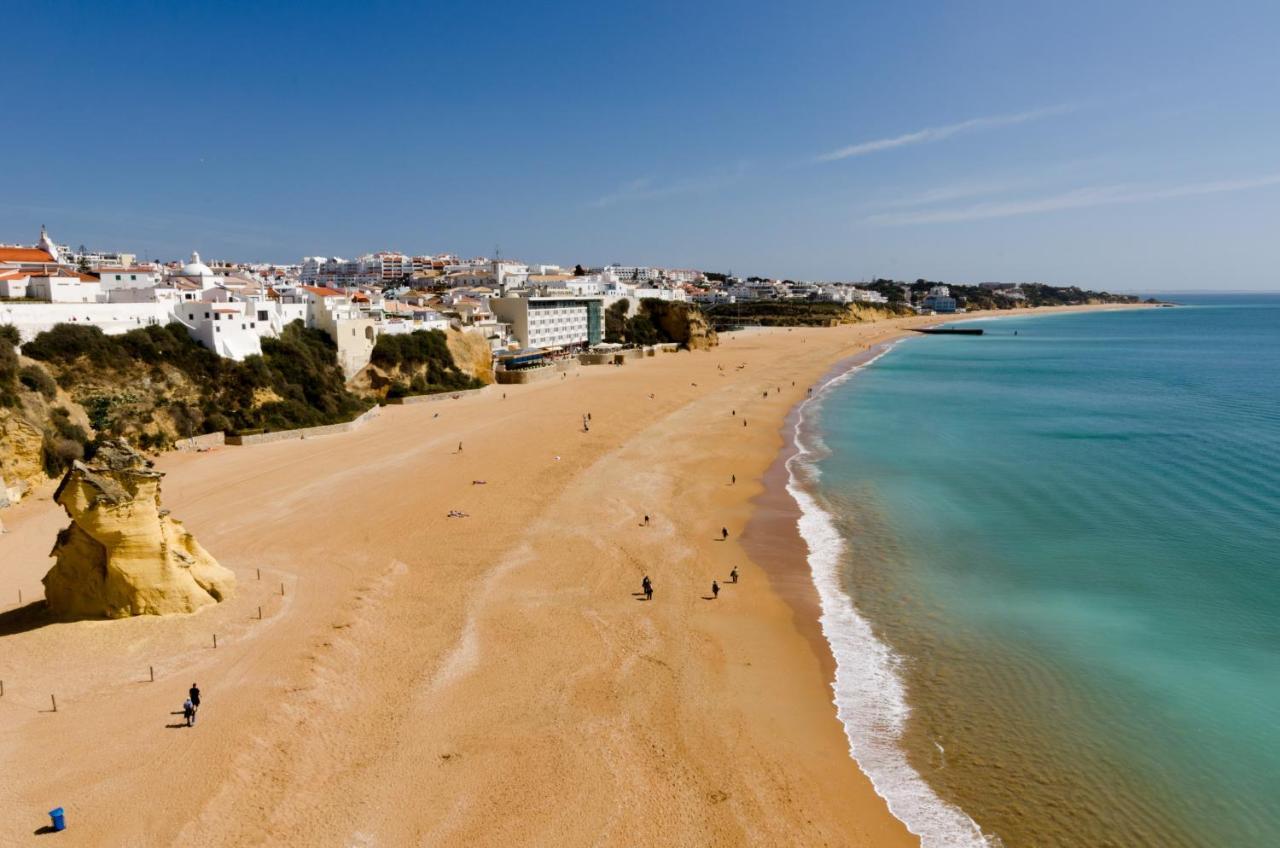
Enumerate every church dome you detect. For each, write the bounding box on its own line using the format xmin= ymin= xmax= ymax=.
xmin=181 ymin=251 xmax=214 ymax=277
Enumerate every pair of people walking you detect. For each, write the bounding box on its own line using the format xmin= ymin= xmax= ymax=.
xmin=710 ymin=567 xmax=740 ymax=600
xmin=641 ymin=575 xmax=653 ymax=601
xmin=183 ymin=683 xmax=201 ymax=727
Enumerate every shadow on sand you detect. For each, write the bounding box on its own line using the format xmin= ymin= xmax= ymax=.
xmin=0 ymin=601 xmax=105 ymax=637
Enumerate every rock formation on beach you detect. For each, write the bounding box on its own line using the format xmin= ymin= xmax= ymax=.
xmin=42 ymin=439 xmax=234 ymax=618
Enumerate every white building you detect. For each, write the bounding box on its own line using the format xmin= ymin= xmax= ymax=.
xmin=921 ymin=285 xmax=957 ymax=313
xmin=490 ymin=293 xmax=604 ymax=350
xmin=97 ymin=265 xmax=162 ymax=291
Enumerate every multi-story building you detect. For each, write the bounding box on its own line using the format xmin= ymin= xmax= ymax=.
xmin=921 ymin=285 xmax=957 ymax=313
xmin=489 ymin=293 xmax=604 ymax=351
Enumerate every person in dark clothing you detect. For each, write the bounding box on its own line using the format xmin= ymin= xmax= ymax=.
xmin=643 ymin=514 xmax=650 ymax=526
xmin=189 ymin=683 xmax=201 ymax=710
xmin=730 ymin=567 xmax=739 ymax=584
xmin=711 ymin=581 xmax=720 ymax=599
xmin=642 ymin=575 xmax=653 ymax=601
xmin=731 ymin=474 xmax=736 ymax=485
xmin=721 ymin=527 xmax=729 ymax=541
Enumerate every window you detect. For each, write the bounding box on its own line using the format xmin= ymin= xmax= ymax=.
xmin=130 ymin=275 xmax=136 ymax=281
xmin=204 ymin=312 xmax=210 ymax=319
xmin=258 ymin=310 xmax=268 ymax=321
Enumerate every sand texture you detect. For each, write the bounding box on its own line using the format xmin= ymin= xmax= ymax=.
xmin=0 ymin=307 xmax=1140 ymax=846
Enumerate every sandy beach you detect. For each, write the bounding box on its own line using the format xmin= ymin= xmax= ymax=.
xmin=0 ymin=306 xmax=1141 ymax=847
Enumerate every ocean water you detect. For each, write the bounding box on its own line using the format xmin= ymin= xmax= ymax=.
xmin=791 ymin=296 xmax=1280 ymax=847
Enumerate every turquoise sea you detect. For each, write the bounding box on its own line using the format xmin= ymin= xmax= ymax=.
xmin=793 ymin=296 xmax=1280 ymax=847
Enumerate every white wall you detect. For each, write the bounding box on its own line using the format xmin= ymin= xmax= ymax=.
xmin=0 ymin=301 xmax=172 ymax=342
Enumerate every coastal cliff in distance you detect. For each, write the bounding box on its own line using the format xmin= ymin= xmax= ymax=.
xmin=42 ymin=439 xmax=235 ymax=618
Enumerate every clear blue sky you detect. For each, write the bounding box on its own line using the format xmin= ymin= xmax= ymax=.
xmin=4 ymin=1 xmax=1278 ymax=290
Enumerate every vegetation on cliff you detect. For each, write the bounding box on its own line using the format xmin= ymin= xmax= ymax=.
xmin=703 ymin=300 xmax=913 ymax=327
xmin=365 ymin=329 xmax=486 ymax=399
xmin=21 ymin=321 xmax=371 ymax=445
xmin=605 ymin=299 xmax=717 ymax=348
xmin=862 ymin=279 xmax=1139 ymax=309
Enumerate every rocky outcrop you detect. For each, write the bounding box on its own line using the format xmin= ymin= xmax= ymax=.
xmin=640 ymin=300 xmax=719 ymax=350
xmin=42 ymin=440 xmax=234 ymax=618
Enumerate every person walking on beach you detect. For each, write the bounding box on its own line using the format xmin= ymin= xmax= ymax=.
xmin=711 ymin=580 xmax=720 ymax=599
xmin=730 ymin=567 xmax=739 ymax=584
xmin=643 ymin=514 xmax=650 ymax=526
xmin=721 ymin=527 xmax=729 ymax=541
xmin=457 ymin=442 xmax=463 ymax=453
xmin=642 ymin=575 xmax=653 ymax=601
xmin=731 ymin=474 xmax=736 ymax=485
xmin=183 ymin=698 xmax=196 ymax=727
xmin=189 ymin=683 xmax=201 ymax=712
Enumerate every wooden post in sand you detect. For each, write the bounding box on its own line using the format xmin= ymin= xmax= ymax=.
xmin=149 ymin=665 xmax=154 ymax=683
xmin=1 ymin=680 xmax=5 ymax=697
xmin=281 ymin=582 xmax=285 ymax=596
xmin=213 ymin=634 xmax=218 ymax=649
xmin=18 ymin=589 xmax=21 ymax=605
xmin=257 ymin=606 xmax=262 ymax=620
xmin=257 ymin=567 xmax=261 ymax=581
xmin=50 ymin=694 xmax=57 ymax=712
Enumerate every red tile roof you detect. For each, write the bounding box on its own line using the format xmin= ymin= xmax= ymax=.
xmin=301 ymin=285 xmax=345 ymax=298
xmin=0 ymin=246 xmax=55 ymax=263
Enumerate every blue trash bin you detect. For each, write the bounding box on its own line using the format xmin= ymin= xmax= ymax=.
xmin=49 ymin=807 xmax=66 ymax=831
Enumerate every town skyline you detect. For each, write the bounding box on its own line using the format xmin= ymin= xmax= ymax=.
xmin=5 ymin=1 xmax=1279 ymax=291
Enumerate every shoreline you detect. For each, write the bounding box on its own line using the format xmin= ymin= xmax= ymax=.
xmin=0 ymin=303 xmax=1149 ymax=846
xmin=740 ymin=302 xmax=1154 ymax=847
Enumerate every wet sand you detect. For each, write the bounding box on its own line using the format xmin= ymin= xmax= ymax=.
xmin=0 ymin=306 xmax=1142 ymax=846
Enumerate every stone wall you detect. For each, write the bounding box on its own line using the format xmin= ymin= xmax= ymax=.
xmin=387 ymin=386 xmax=492 ymax=405
xmin=495 ymin=365 xmax=558 ymax=384
xmin=173 ymin=431 xmax=226 ymax=451
xmin=225 ymin=406 xmax=380 ymax=446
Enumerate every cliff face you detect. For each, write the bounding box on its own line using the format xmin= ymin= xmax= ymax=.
xmin=0 ymin=410 xmax=45 ymax=507
xmin=42 ymin=440 xmax=235 ymax=618
xmin=641 ymin=300 xmax=719 ymax=349
xmin=446 ymin=328 xmax=495 ymax=384
xmin=844 ymin=303 xmax=915 ymax=322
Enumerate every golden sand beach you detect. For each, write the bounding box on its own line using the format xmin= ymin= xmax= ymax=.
xmin=0 ymin=306 xmax=1140 ymax=846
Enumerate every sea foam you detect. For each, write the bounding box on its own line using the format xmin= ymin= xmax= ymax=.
xmin=788 ymin=343 xmax=991 ymax=848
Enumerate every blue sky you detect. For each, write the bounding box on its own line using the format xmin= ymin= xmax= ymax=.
xmin=4 ymin=1 xmax=1278 ymax=290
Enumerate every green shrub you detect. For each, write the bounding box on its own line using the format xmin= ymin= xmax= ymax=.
xmin=370 ymin=330 xmax=482 ymax=396
xmin=19 ymin=364 xmax=57 ymax=398
xmin=24 ymin=319 xmax=371 ymax=437
xmin=0 ymin=335 xmax=18 ymax=407
xmin=0 ymin=325 xmax=19 ymax=346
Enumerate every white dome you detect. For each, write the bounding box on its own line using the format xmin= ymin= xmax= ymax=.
xmin=181 ymin=251 xmax=213 ymax=277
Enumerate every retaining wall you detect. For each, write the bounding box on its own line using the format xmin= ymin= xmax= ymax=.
xmin=388 ymin=385 xmax=492 ymax=405
xmin=495 ymin=365 xmax=558 ymax=384
xmin=225 ymin=406 xmax=380 ymax=446
xmin=174 ymin=431 xmax=226 ymax=451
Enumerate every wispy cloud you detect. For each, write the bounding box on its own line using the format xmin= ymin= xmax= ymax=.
xmin=588 ymin=163 xmax=750 ymax=208
xmin=881 ymin=177 xmax=1042 ymax=209
xmin=816 ymin=104 xmax=1077 ymax=162
xmin=864 ymin=173 xmax=1280 ymax=225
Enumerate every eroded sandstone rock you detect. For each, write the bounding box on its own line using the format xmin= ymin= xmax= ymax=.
xmin=42 ymin=439 xmax=234 ymax=618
